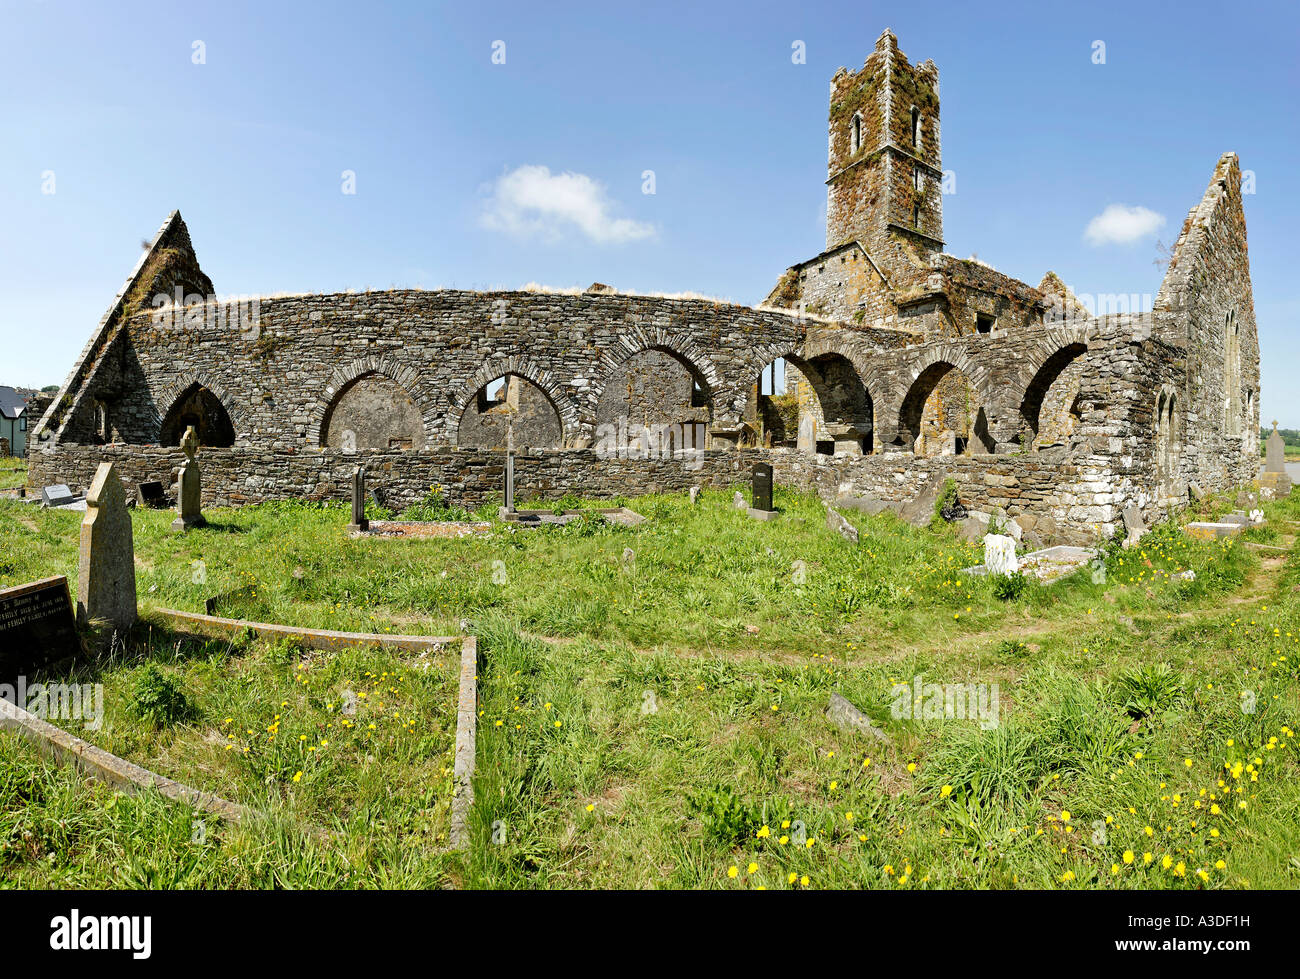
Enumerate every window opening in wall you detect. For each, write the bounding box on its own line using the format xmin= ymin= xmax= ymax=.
xmin=911 ymin=107 xmax=921 ymax=147
xmin=976 ymin=313 xmax=996 ymax=334
xmin=850 ymin=113 xmax=862 ymax=154
xmin=691 ymin=378 xmax=707 ymax=408
xmin=478 ymin=376 xmax=507 ymax=411
xmin=760 ymin=359 xmax=786 ymax=397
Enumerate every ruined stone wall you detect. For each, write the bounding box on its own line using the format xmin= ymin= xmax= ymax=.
xmin=72 ymin=290 xmax=832 ymax=451
xmin=1153 ymin=153 xmax=1261 ymax=495
xmin=28 ymin=441 xmax=1135 ymax=545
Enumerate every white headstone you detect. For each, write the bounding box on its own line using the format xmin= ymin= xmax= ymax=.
xmin=983 ymin=534 xmax=1019 ymax=576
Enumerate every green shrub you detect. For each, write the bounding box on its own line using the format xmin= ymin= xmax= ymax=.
xmin=686 ymin=784 xmax=758 ymax=848
xmin=992 ymin=571 xmax=1029 ymax=601
xmin=127 ymin=665 xmax=194 ymax=728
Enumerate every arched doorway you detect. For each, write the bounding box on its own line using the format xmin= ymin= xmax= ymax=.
xmin=899 ymin=362 xmax=990 ymax=456
xmin=1019 ymin=343 xmax=1088 ymax=449
xmin=750 ymin=353 xmax=872 ymax=454
xmin=160 ymin=383 xmax=236 ymax=447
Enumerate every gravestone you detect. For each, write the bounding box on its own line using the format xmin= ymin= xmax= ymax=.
xmin=733 ymin=491 xmax=746 ymax=510
xmin=41 ymin=484 xmax=77 ymax=507
xmin=826 ymin=507 xmax=859 ymax=544
xmin=135 ymin=481 xmax=166 ymax=509
xmin=1121 ymin=504 xmax=1147 ymax=549
xmin=688 ymin=485 xmax=701 ymax=506
xmin=1260 ymin=421 xmax=1293 ymax=498
xmin=0 ymin=576 xmax=80 ymax=685
xmin=77 ymin=462 xmax=137 ymax=634
xmin=1266 ymin=421 xmax=1286 ymax=473
xmin=170 ymin=426 xmax=206 ymax=532
xmin=751 ymin=463 xmax=774 ymax=512
xmin=348 ymin=465 xmax=368 ymax=533
xmin=504 ymin=454 xmax=516 ymax=513
xmin=983 ymin=534 xmax=1019 ymax=576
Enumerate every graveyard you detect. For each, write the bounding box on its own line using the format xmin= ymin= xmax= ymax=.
xmin=2 ymin=449 xmax=1299 ymax=889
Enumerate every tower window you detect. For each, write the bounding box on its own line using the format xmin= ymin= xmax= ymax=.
xmin=912 ymin=203 xmax=921 ymax=227
xmin=911 ymin=108 xmax=921 ymax=148
xmin=976 ymin=313 xmax=996 ymax=334
xmin=850 ymin=113 xmax=862 ymax=154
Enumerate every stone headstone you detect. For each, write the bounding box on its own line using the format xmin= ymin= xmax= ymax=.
xmin=0 ymin=576 xmax=80 ymax=685
xmin=1249 ymin=508 xmax=1265 ymax=525
xmin=688 ymin=485 xmax=701 ymax=506
xmin=41 ymin=484 xmax=77 ymax=507
xmin=733 ymin=491 xmax=746 ymax=510
xmin=77 ymin=462 xmax=137 ymax=634
xmin=504 ymin=453 xmax=516 ymax=513
xmin=983 ymin=534 xmax=1019 ymax=576
xmin=826 ymin=508 xmax=859 ymax=544
xmin=1121 ymin=504 xmax=1147 ymax=549
xmin=1266 ymin=420 xmax=1286 ymax=474
xmin=797 ymin=414 xmax=816 ymax=453
xmin=135 ymin=481 xmax=166 ymax=509
xmin=752 ymin=463 xmax=774 ymax=512
xmin=170 ymin=426 xmax=206 ymax=532
xmin=826 ymin=692 xmax=891 ymax=743
xmin=348 ymin=465 xmax=368 ymax=532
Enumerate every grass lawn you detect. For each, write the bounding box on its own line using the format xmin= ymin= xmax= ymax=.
xmin=1 ymin=483 xmax=1298 ymax=888
xmin=0 ymin=458 xmax=25 ymax=491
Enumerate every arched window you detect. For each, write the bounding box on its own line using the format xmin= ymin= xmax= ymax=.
xmin=850 ymin=113 xmax=862 ymax=154
xmin=1224 ymin=309 xmax=1242 ymax=439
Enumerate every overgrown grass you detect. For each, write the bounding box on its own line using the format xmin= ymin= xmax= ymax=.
xmin=0 ymin=457 xmax=25 ymax=491
xmin=2 ymin=484 xmax=1298 ymax=888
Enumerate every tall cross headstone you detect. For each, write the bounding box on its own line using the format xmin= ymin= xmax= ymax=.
xmin=752 ymin=462 xmax=774 ymax=512
xmin=170 ymin=425 xmax=206 ymax=532
xmin=348 ymin=465 xmax=368 ymax=532
xmin=1266 ymin=420 xmax=1286 ymax=474
xmin=77 ymin=462 xmax=137 ymax=634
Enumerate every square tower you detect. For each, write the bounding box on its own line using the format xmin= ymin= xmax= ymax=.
xmin=825 ymin=29 xmax=943 ymax=284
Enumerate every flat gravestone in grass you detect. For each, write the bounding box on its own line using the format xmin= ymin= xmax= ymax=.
xmin=0 ymin=575 xmax=81 ymax=685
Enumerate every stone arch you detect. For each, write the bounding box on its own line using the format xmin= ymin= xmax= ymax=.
xmin=1018 ymin=342 xmax=1089 ymax=447
xmin=594 ymin=330 xmax=721 ymax=442
xmin=747 ymin=350 xmax=875 ymax=454
xmin=456 ymin=372 xmax=565 ymax=450
xmin=1155 ymin=383 xmax=1181 ymax=497
xmin=897 ymin=356 xmax=991 ymax=456
xmin=309 ymin=356 xmax=436 ymax=448
xmin=1224 ymin=308 xmax=1242 ymax=439
xmin=155 ymin=376 xmax=238 ymax=447
xmin=448 ymin=355 xmax=580 ymax=447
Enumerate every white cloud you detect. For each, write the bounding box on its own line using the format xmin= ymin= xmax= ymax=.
xmin=480 ymin=165 xmax=655 ymax=244
xmin=1084 ymin=204 xmax=1166 ymax=246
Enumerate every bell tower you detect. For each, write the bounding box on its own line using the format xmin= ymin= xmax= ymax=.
xmin=825 ymin=29 xmax=943 ymax=284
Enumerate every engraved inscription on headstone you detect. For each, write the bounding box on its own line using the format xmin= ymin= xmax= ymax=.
xmin=0 ymin=576 xmax=80 ymax=684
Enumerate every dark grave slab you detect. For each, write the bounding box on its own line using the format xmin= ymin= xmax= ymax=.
xmin=0 ymin=576 xmax=81 ymax=685
xmin=136 ymin=481 xmax=166 ymax=509
xmin=752 ymin=463 xmax=774 ymax=511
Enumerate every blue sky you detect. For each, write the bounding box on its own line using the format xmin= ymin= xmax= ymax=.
xmin=2 ymin=0 xmax=1297 ymax=422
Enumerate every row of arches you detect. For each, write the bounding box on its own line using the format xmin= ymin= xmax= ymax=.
xmin=149 ymin=337 xmax=1093 ymax=458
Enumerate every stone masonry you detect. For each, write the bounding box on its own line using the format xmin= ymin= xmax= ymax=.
xmin=29 ymin=28 xmax=1260 ymax=546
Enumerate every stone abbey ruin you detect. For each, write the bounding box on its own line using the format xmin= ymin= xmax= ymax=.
xmin=29 ymin=29 xmax=1260 ymax=547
